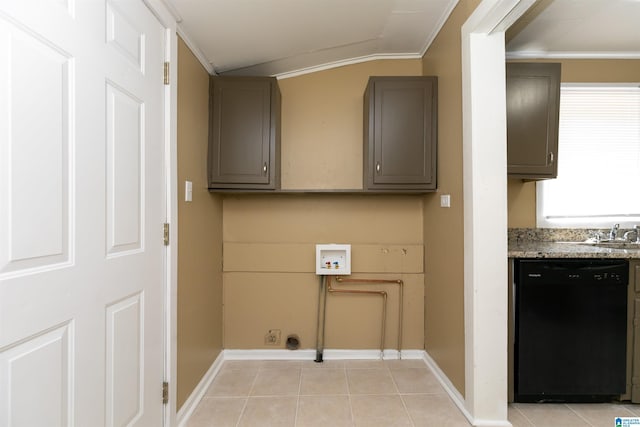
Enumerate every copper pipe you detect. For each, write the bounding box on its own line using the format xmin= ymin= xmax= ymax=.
xmin=336 ymin=276 xmax=404 ymax=358
xmin=327 ymin=276 xmax=387 ymax=358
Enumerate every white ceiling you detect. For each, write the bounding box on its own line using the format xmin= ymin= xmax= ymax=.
xmin=506 ymin=0 xmax=640 ymax=59
xmin=167 ymin=0 xmax=640 ymax=78
xmin=167 ymin=0 xmax=457 ymax=77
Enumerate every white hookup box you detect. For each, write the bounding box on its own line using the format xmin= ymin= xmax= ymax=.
xmin=316 ymin=244 xmax=351 ymax=275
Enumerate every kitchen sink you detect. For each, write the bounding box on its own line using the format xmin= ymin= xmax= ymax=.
xmin=580 ymin=240 xmax=640 ymax=249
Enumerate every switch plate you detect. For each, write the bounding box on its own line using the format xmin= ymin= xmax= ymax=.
xmin=440 ymin=194 xmax=451 ymax=208
xmin=185 ymin=181 xmax=193 ymax=202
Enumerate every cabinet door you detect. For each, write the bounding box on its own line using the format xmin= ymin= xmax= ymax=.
xmin=208 ymin=77 xmax=280 ymax=189
xmin=506 ymin=63 xmax=560 ymax=179
xmin=364 ymin=77 xmax=437 ymax=191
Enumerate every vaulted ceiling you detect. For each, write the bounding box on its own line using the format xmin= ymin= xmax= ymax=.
xmin=166 ymin=0 xmax=640 ymax=77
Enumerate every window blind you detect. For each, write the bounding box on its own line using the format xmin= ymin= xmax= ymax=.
xmin=537 ymin=85 xmax=640 ymax=227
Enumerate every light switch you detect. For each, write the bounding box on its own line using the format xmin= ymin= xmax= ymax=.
xmin=440 ymin=194 xmax=451 ymax=208
xmin=185 ymin=181 xmax=193 ymax=202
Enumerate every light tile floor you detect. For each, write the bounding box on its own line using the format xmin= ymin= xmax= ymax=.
xmin=186 ymin=359 xmax=640 ymax=427
xmin=510 ymin=402 xmax=640 ymax=427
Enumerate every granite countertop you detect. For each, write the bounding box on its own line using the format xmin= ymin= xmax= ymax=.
xmin=508 ymin=228 xmax=640 ymax=259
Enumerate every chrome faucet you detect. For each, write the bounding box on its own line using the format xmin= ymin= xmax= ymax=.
xmin=609 ymin=223 xmax=620 ymax=240
xmin=623 ymin=225 xmax=640 ymax=243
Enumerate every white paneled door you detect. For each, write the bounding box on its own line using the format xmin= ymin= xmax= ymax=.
xmin=0 ymin=0 xmax=166 ymax=426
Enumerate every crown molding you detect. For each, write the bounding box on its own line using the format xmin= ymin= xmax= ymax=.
xmin=506 ymin=50 xmax=640 ymax=60
xmin=176 ymin=25 xmax=215 ymax=75
xmin=275 ymin=53 xmax=422 ymax=80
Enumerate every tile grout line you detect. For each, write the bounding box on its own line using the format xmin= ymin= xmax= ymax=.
xmin=388 ymin=365 xmax=417 ymax=427
xmin=234 ymin=361 xmax=260 ymax=427
xmin=564 ymin=403 xmax=597 ymax=427
xmin=510 ymin=404 xmax=536 ymax=427
xmin=345 ymin=365 xmax=357 ymax=427
xmin=294 ymin=366 xmax=303 ymax=427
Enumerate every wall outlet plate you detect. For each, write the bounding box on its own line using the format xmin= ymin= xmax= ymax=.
xmin=316 ymin=244 xmax=351 ymax=275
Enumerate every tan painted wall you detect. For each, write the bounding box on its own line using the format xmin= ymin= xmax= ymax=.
xmin=507 ymin=179 xmax=537 ymax=227
xmin=420 ymin=0 xmax=482 ymax=396
xmin=507 ymin=59 xmax=640 ymax=227
xmin=177 ymin=38 xmax=224 ymax=409
xmin=223 ymin=60 xmax=427 ymax=352
xmin=280 ymin=60 xmax=422 ymax=189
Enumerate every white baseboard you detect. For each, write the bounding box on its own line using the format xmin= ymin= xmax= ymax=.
xmin=224 ymin=348 xmax=425 ymax=361
xmin=472 ymin=420 xmax=513 ymax=427
xmin=223 ymin=349 xmax=316 ymax=360
xmin=422 ymin=351 xmax=472 ymax=423
xmin=421 ymin=351 xmax=512 ymax=427
xmin=176 ymin=352 xmax=225 ymax=427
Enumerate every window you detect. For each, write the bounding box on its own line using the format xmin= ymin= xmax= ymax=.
xmin=537 ymin=84 xmax=640 ymax=228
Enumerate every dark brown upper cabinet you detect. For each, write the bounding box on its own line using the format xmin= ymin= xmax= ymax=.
xmin=363 ymin=76 xmax=438 ymax=192
xmin=208 ymin=76 xmax=281 ymax=190
xmin=507 ymin=62 xmax=561 ymax=179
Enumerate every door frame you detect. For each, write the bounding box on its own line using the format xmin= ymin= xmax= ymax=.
xmin=140 ymin=1 xmax=178 ymax=425
xmin=461 ymin=0 xmax=535 ymax=425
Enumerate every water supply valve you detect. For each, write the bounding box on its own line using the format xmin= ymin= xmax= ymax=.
xmin=315 ymin=244 xmax=351 ymax=275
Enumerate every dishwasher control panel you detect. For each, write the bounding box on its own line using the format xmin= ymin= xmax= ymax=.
xmin=519 ymin=259 xmax=629 ymax=285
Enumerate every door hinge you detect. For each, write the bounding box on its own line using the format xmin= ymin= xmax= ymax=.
xmin=163 ymin=62 xmax=170 ymax=85
xmin=162 ymin=381 xmax=169 ymax=405
xmin=163 ymin=223 xmax=170 ymax=246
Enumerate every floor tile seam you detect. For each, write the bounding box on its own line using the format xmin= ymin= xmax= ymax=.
xmin=198 ymin=392 xmax=249 ymax=398
xmin=349 ymin=392 xmax=402 ymax=397
xmin=234 ymin=394 xmax=250 ymax=427
xmin=386 ymin=364 xmax=403 ymax=396
xmin=386 ymin=368 xmax=429 ymax=373
xmin=510 ymin=405 xmax=536 ymax=427
xmin=398 ymin=389 xmax=418 ymax=427
xmin=618 ymin=404 xmax=640 ymax=416
xmin=564 ymin=403 xmax=598 ymax=427
xmin=243 ymin=395 xmax=299 ymax=400
xmin=347 ymin=391 xmax=356 ymax=427
xmin=398 ymin=391 xmax=449 ymax=396
xmin=233 ymin=369 xmax=263 ymax=427
xmin=243 ymin=367 xmax=261 ymax=399
xmin=301 ymin=367 xmax=347 ymax=372
xmin=205 ymin=393 xmax=253 ymax=399
xmin=220 ymin=366 xmax=261 ymax=371
xmin=257 ymin=366 xmax=303 ymax=373
xmin=298 ymin=393 xmax=351 ymax=397
xmin=345 ymin=368 xmax=388 ymax=371
xmin=247 ymin=392 xmax=301 ymax=398
xmin=565 ymin=402 xmax=638 ymax=415
xmin=293 ymin=365 xmax=303 ymax=427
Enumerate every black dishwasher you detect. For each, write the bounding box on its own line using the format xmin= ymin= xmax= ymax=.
xmin=514 ymin=258 xmax=628 ymax=403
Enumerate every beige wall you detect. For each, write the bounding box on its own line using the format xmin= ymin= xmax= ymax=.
xmin=223 ymin=196 xmax=424 ymax=350
xmin=280 ymin=60 xmax=422 ymax=189
xmin=507 ymin=59 xmax=640 ymax=227
xmin=223 ymin=60 xmax=426 ymax=351
xmin=177 ymin=38 xmax=224 ymax=409
xmin=420 ymin=0 xmax=481 ymax=396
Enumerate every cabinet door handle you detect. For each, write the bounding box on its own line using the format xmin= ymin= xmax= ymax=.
xmin=548 ymin=152 xmax=554 ymax=164
xmin=263 ymin=163 xmax=268 ymax=174
xmin=376 ymin=162 xmax=381 ymax=173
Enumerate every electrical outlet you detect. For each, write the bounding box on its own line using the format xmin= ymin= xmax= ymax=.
xmin=265 ymin=329 xmax=281 ymax=345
